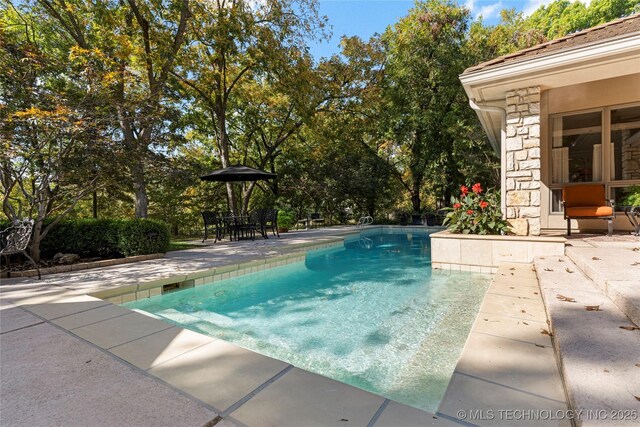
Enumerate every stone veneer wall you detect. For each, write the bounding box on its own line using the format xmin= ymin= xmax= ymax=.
xmin=505 ymin=86 xmax=541 ymax=236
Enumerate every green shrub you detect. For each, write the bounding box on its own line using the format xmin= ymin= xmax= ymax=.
xmin=277 ymin=209 xmax=295 ymax=229
xmin=40 ymin=219 xmax=120 ymax=259
xmin=2 ymin=218 xmax=169 ymax=259
xmin=620 ymin=185 xmax=640 ymax=206
xmin=117 ymin=219 xmax=170 ymax=256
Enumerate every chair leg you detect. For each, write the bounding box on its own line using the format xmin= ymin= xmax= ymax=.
xmin=566 ymin=219 xmax=571 ymax=236
xmin=607 ymin=219 xmax=613 ymax=236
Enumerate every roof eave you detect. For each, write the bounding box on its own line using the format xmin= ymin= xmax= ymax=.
xmin=460 ymin=32 xmax=640 ymax=89
xmin=460 ymin=33 xmax=640 ymax=150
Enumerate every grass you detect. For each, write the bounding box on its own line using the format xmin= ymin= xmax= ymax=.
xmin=167 ymin=240 xmax=201 ymax=252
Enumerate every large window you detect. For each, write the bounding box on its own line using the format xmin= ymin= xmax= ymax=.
xmin=550 ymin=104 xmax=640 ymax=213
xmin=551 ymin=111 xmax=602 ymax=184
xmin=611 ymin=105 xmax=640 ymax=181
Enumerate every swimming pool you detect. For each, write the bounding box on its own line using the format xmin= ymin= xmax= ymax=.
xmin=124 ymin=230 xmax=489 ymax=412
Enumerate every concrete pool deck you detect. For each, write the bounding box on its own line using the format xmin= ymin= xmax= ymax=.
xmin=0 ymin=226 xmax=576 ymax=426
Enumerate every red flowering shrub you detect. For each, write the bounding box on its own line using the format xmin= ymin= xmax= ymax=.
xmin=443 ymin=183 xmax=509 ymax=235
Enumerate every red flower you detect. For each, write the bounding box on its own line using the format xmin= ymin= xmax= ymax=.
xmin=479 ymin=200 xmax=489 ymax=209
xmin=472 ymin=183 xmax=483 ymax=194
xmin=466 ymin=209 xmax=474 ymax=215
xmin=460 ymin=185 xmax=469 ymax=195
xmin=453 ymin=203 xmax=461 ymax=209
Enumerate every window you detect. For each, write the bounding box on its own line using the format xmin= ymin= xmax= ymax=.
xmin=551 ymin=111 xmax=602 ymax=184
xmin=611 ymin=105 xmax=640 ymax=181
xmin=550 ymin=104 xmax=640 ymax=214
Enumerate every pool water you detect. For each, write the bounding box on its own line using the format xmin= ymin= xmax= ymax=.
xmin=124 ymin=231 xmax=489 ymax=412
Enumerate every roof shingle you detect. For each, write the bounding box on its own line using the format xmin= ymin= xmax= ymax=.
xmin=463 ymin=14 xmax=640 ymax=74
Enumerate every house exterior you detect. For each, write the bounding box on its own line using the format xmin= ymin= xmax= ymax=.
xmin=460 ymin=14 xmax=640 ymax=236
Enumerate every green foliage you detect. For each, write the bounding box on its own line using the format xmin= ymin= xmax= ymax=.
xmin=620 ymin=186 xmax=640 ymax=206
xmin=526 ymin=0 xmax=638 ymax=39
xmin=117 ymin=220 xmax=171 ymax=257
xmin=3 ymin=0 xmax=637 ymax=241
xmin=27 ymin=219 xmax=169 ymax=259
xmin=380 ymin=0 xmax=499 ymax=212
xmin=277 ymin=209 xmax=295 ymax=229
xmin=39 ymin=219 xmax=120 ymax=259
xmin=444 ymin=184 xmax=510 ymax=235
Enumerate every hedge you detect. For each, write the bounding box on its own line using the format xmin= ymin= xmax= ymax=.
xmin=1 ymin=218 xmax=170 ymax=260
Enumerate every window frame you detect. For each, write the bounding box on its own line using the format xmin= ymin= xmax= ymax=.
xmin=548 ymin=102 xmax=640 ymax=214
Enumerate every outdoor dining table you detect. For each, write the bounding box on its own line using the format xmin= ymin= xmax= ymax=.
xmin=221 ymin=215 xmax=253 ymax=241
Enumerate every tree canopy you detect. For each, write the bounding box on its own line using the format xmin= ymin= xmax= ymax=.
xmin=2 ymin=0 xmax=636 ymax=258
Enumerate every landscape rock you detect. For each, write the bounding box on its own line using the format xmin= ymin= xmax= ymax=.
xmin=54 ymin=253 xmax=81 ymax=265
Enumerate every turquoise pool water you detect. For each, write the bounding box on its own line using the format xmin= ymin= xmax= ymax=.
xmin=124 ymin=231 xmax=489 ymax=412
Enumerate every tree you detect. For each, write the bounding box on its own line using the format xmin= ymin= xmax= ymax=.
xmin=381 ymin=0 xmax=492 ymax=213
xmin=172 ymin=0 xmax=326 ymax=215
xmin=35 ymin=0 xmax=192 ymax=218
xmin=1 ymin=5 xmax=112 ymax=261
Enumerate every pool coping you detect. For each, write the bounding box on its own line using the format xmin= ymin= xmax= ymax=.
xmin=6 ymin=226 xmax=568 ymax=426
xmin=89 ymin=226 xmax=443 ymax=304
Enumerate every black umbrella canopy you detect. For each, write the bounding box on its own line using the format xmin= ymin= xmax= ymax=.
xmin=200 ymin=165 xmax=277 ymax=182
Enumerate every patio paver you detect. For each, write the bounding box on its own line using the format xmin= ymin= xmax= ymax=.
xmin=20 ymin=293 xmax=108 ymax=319
xmin=71 ymin=311 xmax=174 ymax=349
xmin=229 ymin=367 xmax=385 ymax=427
xmin=109 ymin=326 xmax=217 ymax=370
xmin=535 ymin=255 xmax=640 ymax=426
xmin=0 ymin=304 xmax=43 ymax=333
xmin=565 ymin=245 xmax=640 ymax=324
xmin=437 ymin=263 xmax=569 ymax=426
xmin=374 ymin=401 xmax=458 ymax=426
xmin=1 ymin=322 xmax=220 ymax=427
xmin=478 ymin=292 xmax=547 ymax=321
xmin=148 ymin=338 xmax=290 ymax=412
xmin=51 ymin=303 xmax=133 ymax=330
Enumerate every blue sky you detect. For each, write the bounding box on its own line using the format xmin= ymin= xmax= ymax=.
xmin=308 ymin=0 xmax=570 ymax=59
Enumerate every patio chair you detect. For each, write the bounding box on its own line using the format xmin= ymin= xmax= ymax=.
xmin=310 ymin=212 xmax=325 ymax=228
xmin=562 ymin=184 xmax=615 ymax=236
xmin=236 ymin=212 xmax=259 ymax=241
xmin=202 ymin=211 xmax=224 ymax=243
xmin=298 ymin=212 xmax=324 ymax=230
xmin=263 ymin=209 xmax=279 ymax=238
xmin=251 ymin=209 xmax=267 ymax=239
xmin=0 ymin=219 xmax=41 ymax=279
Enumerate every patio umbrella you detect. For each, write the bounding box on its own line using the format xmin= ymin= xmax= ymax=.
xmin=200 ymin=164 xmax=276 ymax=182
xmin=200 ymin=164 xmax=277 ymax=217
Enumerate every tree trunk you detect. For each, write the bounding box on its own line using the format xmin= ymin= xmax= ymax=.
xmin=116 ymin=99 xmax=149 ymax=219
xmin=367 ymin=203 xmax=375 ymax=218
xmin=216 ymin=100 xmax=238 ymax=215
xmin=131 ymin=161 xmax=148 ymax=218
xmin=411 ymin=179 xmax=422 ymax=214
xmin=92 ymin=190 xmax=98 ymax=219
xmin=29 ymin=220 xmax=42 ymax=264
xmin=241 ymin=181 xmax=256 ymax=215
xmin=443 ymin=186 xmax=452 ymax=207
